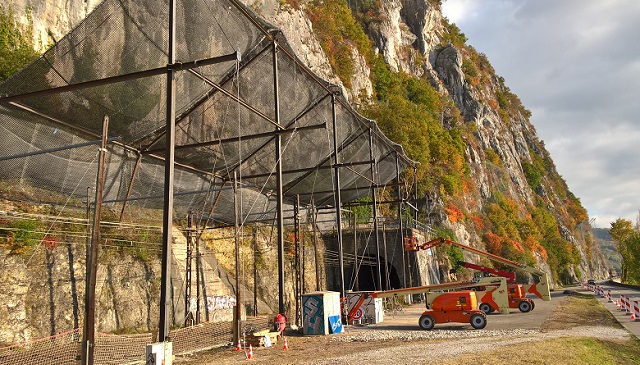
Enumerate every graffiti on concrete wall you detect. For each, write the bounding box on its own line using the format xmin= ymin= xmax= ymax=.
xmin=302 ymin=295 xmax=323 ymax=335
xmin=206 ymin=295 xmax=236 ymax=311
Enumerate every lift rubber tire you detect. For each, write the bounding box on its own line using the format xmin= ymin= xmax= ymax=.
xmin=518 ymin=300 xmax=533 ymax=313
xmin=418 ymin=314 xmax=435 ymax=330
xmin=479 ymin=302 xmax=494 ymax=314
xmin=531 ymin=300 xmax=536 ymax=310
xmin=470 ymin=313 xmax=487 ymax=329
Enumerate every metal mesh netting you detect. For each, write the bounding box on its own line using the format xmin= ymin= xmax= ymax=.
xmin=0 ymin=0 xmax=412 ymax=226
xmin=0 ymin=1 xmax=416 ymax=363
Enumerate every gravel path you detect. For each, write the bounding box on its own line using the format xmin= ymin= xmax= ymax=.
xmin=311 ymin=326 xmax=629 ymax=364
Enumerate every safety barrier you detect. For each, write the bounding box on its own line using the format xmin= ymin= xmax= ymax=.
xmin=621 ymin=294 xmax=631 ymax=314
xmin=617 ymin=294 xmax=625 ymax=311
xmin=632 ymin=300 xmax=640 ymax=321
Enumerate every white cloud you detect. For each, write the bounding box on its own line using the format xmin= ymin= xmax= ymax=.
xmin=441 ymin=0 xmax=480 ymax=23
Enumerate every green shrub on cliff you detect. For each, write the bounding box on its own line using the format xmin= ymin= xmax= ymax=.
xmin=0 ymin=5 xmax=40 ymax=81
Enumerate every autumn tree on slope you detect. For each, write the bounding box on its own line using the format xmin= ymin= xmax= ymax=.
xmin=609 ymin=218 xmax=640 ymax=284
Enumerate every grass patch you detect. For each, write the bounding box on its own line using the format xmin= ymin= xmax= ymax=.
xmin=542 ymin=295 xmax=620 ymax=330
xmin=439 ymin=294 xmax=639 ymax=365
xmin=438 ymin=337 xmax=640 ymax=365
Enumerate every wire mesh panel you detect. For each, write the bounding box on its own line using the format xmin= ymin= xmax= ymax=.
xmin=0 ymin=0 xmax=415 ymax=362
xmin=0 ymin=0 xmax=412 ymax=226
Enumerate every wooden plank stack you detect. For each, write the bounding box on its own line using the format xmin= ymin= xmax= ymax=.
xmin=245 ymin=330 xmax=280 ymax=347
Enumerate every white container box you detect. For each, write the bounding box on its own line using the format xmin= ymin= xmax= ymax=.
xmin=346 ymin=292 xmax=383 ymax=324
xmin=301 ymin=291 xmax=343 ymax=335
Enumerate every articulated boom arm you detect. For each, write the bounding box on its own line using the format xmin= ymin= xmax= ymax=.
xmin=407 ymin=237 xmax=551 ymax=301
xmin=460 ymin=261 xmax=516 ymax=283
xmin=371 ymin=276 xmax=505 ymax=299
xmin=370 ymin=276 xmax=510 ymax=314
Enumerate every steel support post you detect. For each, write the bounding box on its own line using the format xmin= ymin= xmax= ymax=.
xmin=253 ymin=229 xmax=258 ymax=317
xmin=331 ymin=94 xmax=346 ymax=302
xmin=82 ymin=115 xmax=108 ymax=365
xmin=273 ymin=41 xmax=286 ymax=316
xmin=195 ymin=233 xmax=201 ymax=324
xmin=311 ymin=200 xmax=321 ymax=291
xmin=383 ymin=221 xmax=389 ymax=290
xmin=353 ymin=212 xmax=358 ymax=292
xmin=233 ymin=171 xmax=241 ymax=343
xmin=159 ymin=0 xmax=176 ymax=342
xmin=411 ymin=167 xmax=418 ymax=286
xmin=369 ymin=129 xmax=382 ymax=291
xmin=300 ymin=195 xmax=306 ymax=295
xmin=184 ymin=213 xmax=193 ymax=326
xmin=85 ymin=187 xmax=91 ymax=286
xmin=413 ymin=167 xmax=419 ymax=224
xmin=396 ymin=153 xmax=406 ymax=289
xmin=294 ymin=195 xmax=301 ymax=325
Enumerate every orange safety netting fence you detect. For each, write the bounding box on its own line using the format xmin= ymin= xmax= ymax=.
xmin=0 ymin=317 xmax=269 ymax=365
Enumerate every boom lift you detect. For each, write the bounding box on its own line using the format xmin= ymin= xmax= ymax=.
xmin=460 ymin=262 xmax=535 ymax=313
xmin=406 ymin=237 xmax=551 ymax=301
xmin=363 ymin=276 xmax=508 ymax=330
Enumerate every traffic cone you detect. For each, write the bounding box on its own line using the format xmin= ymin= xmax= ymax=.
xmin=282 ymin=337 xmax=289 ymax=350
xmin=247 ymin=344 xmax=253 ymax=359
xmin=236 ymin=338 xmax=242 ymax=351
xmin=632 ymin=312 xmax=636 ymax=320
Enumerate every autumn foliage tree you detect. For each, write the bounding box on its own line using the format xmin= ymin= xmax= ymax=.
xmin=610 ymin=218 xmax=640 ymax=284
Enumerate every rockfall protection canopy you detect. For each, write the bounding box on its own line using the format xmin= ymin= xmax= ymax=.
xmin=0 ymin=0 xmax=413 ymax=226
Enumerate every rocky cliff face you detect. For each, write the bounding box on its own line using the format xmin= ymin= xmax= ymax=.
xmin=9 ymin=0 xmax=103 ymax=51
xmin=0 ymin=241 xmax=162 ymax=344
xmin=0 ymin=208 xmax=241 ymax=344
xmin=242 ymin=0 xmax=608 ymax=282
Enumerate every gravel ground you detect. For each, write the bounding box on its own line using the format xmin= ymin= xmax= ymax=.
xmin=175 ymin=291 xmax=631 ymax=364
xmin=314 ymin=326 xmax=629 ymax=364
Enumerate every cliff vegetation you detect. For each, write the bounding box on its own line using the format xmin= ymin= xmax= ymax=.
xmin=299 ymin=0 xmax=607 ymax=284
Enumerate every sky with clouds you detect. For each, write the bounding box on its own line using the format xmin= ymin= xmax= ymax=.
xmin=441 ymin=0 xmax=640 ymax=228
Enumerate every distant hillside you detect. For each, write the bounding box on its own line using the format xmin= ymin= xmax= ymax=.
xmin=593 ymin=228 xmax=620 ymax=275
xmin=593 ymin=227 xmax=612 ymax=241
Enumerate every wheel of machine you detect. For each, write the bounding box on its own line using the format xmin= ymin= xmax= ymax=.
xmin=479 ymin=302 xmax=493 ymax=314
xmin=418 ymin=314 xmax=435 ymax=330
xmin=531 ymin=300 xmax=535 ymax=310
xmin=518 ymin=300 xmax=532 ymax=313
xmin=470 ymin=313 xmax=487 ymax=329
